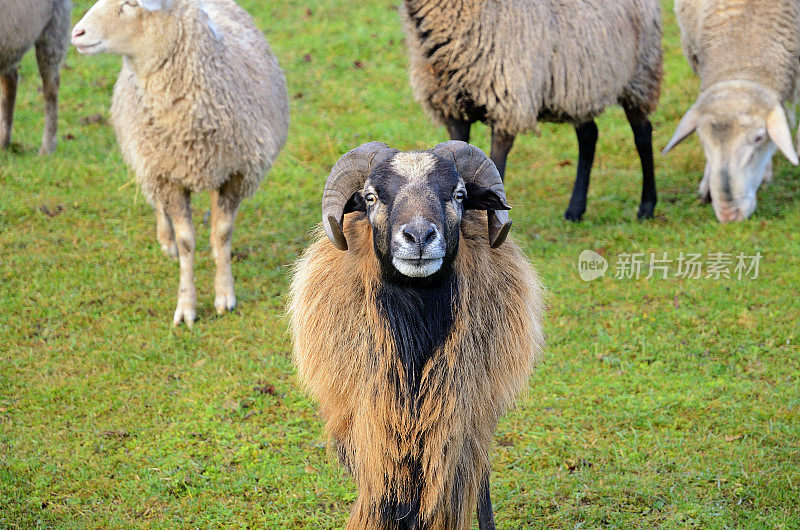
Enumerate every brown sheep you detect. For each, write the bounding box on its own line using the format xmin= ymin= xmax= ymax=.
xmin=400 ymin=0 xmax=663 ymax=221
xmin=289 ymin=141 xmax=545 ymax=529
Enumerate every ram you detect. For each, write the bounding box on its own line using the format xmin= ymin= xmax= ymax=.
xmin=72 ymin=0 xmax=289 ymax=326
xmin=664 ymin=0 xmax=800 ymax=222
xmin=0 ymin=0 xmax=71 ymax=154
xmin=290 ymin=141 xmax=545 ymax=529
xmin=400 ymin=0 xmax=663 ymax=221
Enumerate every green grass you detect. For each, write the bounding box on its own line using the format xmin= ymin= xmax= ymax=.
xmin=1 ymin=0 xmax=799 ymax=527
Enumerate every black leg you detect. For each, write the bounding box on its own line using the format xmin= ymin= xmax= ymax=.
xmin=564 ymin=120 xmax=598 ymax=222
xmin=490 ymin=127 xmax=515 ymax=181
xmin=446 ymin=117 xmax=471 ymax=143
xmin=477 ymin=473 xmax=496 ymax=530
xmin=624 ymin=106 xmax=657 ymax=219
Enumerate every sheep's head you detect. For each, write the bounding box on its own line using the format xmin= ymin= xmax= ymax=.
xmin=72 ymin=0 xmax=179 ymax=58
xmin=322 ymin=141 xmax=512 ymax=282
xmin=663 ymin=80 xmax=798 ymax=222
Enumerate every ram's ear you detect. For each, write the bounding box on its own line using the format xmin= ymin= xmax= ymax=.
xmin=140 ymin=0 xmax=173 ymax=12
xmin=343 ymin=191 xmax=367 ymax=214
xmin=663 ymin=105 xmax=699 ymax=155
xmin=766 ymin=104 xmax=799 ymax=165
xmin=463 ymin=183 xmax=511 ymax=211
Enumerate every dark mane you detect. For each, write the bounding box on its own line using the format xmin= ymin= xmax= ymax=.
xmin=375 ymin=274 xmax=458 ymax=528
xmin=377 ymin=275 xmax=458 ymax=402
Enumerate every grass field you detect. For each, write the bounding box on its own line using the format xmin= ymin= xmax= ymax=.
xmin=2 ymin=0 xmax=799 ymax=527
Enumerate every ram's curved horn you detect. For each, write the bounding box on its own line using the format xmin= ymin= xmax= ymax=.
xmin=429 ymin=141 xmax=512 ymax=248
xmin=322 ymin=142 xmax=398 ymax=250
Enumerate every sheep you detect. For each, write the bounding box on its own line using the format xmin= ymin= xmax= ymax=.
xmin=400 ymin=0 xmax=663 ymax=222
xmin=289 ymin=141 xmax=545 ymax=529
xmin=71 ymin=0 xmax=289 ymax=327
xmin=0 ymin=0 xmax=71 ymax=155
xmin=664 ymin=0 xmax=800 ymax=222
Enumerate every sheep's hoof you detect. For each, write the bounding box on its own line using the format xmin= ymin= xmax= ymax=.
xmin=214 ymin=293 xmax=237 ymax=315
xmin=564 ymin=209 xmax=584 ymax=223
xmin=637 ymin=203 xmax=656 ymax=220
xmin=173 ymin=301 xmax=196 ymax=328
xmin=38 ymin=143 xmax=56 ymax=156
xmin=698 ymin=191 xmax=712 ymax=204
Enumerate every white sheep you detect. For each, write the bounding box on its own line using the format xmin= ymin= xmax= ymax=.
xmin=72 ymin=0 xmax=289 ymax=326
xmin=664 ymin=0 xmax=800 ymax=222
xmin=0 ymin=0 xmax=71 ymax=154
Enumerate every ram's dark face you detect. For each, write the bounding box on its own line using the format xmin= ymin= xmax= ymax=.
xmin=324 ymin=142 xmax=512 ymax=279
xmin=350 ymin=152 xmax=464 ymax=281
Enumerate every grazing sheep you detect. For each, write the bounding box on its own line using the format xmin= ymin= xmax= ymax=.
xmin=290 ymin=141 xmax=545 ymax=529
xmin=0 ymin=0 xmax=71 ymax=155
xmin=400 ymin=0 xmax=663 ymax=221
xmin=664 ymin=0 xmax=800 ymax=222
xmin=72 ymin=0 xmax=289 ymax=326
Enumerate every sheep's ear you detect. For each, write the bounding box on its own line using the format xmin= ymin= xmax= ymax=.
xmin=140 ymin=0 xmax=173 ymax=11
xmin=663 ymin=105 xmax=699 ymax=155
xmin=343 ymin=191 xmax=367 ymax=214
xmin=463 ymin=183 xmax=510 ymax=211
xmin=766 ymin=104 xmax=799 ymax=165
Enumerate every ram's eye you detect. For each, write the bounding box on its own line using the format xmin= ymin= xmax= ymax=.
xmin=453 ymin=190 xmax=465 ymax=202
xmin=752 ymin=132 xmax=766 ymax=146
xmin=365 ymin=193 xmax=377 ymax=206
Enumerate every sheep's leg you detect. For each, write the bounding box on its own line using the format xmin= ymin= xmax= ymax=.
xmin=490 ymin=128 xmax=515 ymax=180
xmin=445 ymin=117 xmax=471 ymax=143
xmin=155 ymin=199 xmax=178 ymax=258
xmin=477 ymin=474 xmax=496 ymax=529
xmin=624 ymin=106 xmax=657 ymax=220
xmin=160 ymin=185 xmax=196 ymax=328
xmin=564 ymin=120 xmax=598 ymax=222
xmin=0 ymin=69 xmax=18 ymax=149
xmin=210 ymin=180 xmax=242 ymax=315
xmin=35 ymin=7 xmax=69 ymax=156
xmin=698 ymin=162 xmax=712 ymax=203
xmin=35 ymin=53 xmax=61 ymax=155
xmin=761 ymin=159 xmax=773 ymax=185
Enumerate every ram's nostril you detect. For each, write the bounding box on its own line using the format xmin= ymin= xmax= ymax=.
xmin=402 ymin=228 xmax=418 ymax=244
xmin=401 ymin=223 xmax=438 ymax=248
xmin=423 ymin=227 xmax=436 ymax=245
xmin=73 ymin=28 xmax=85 ymax=38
